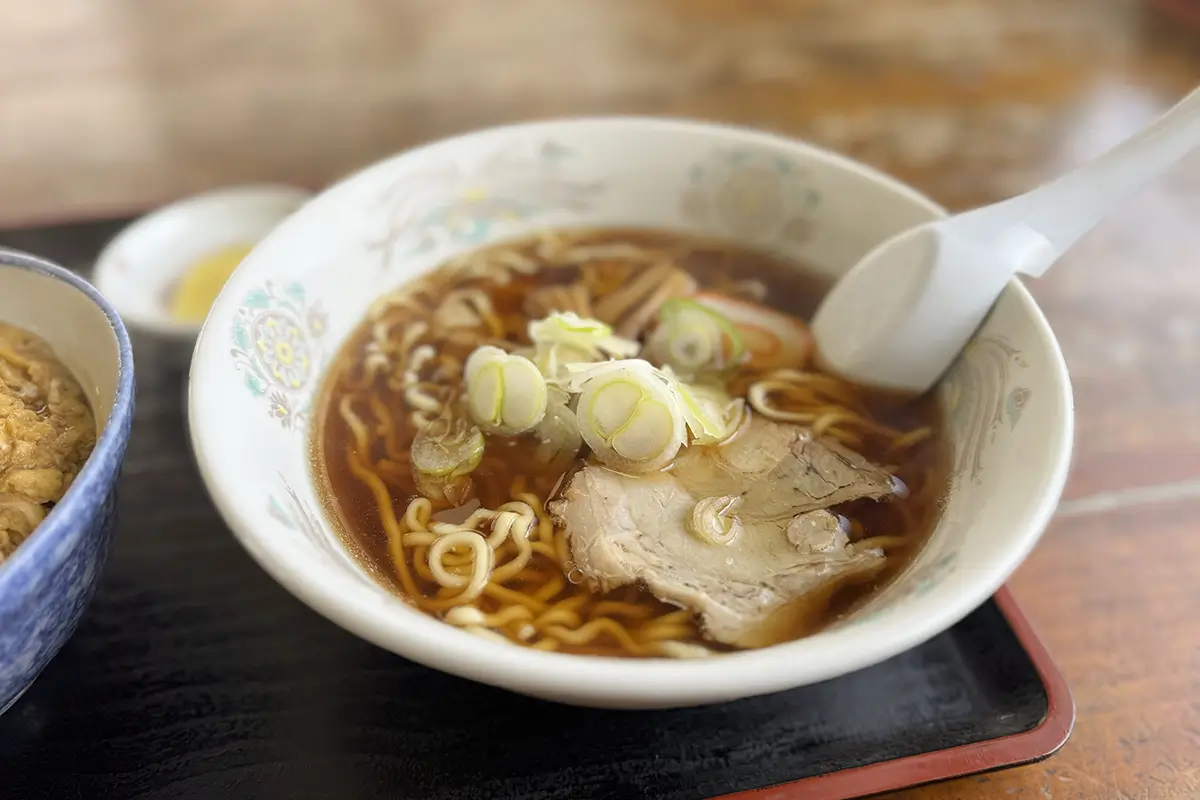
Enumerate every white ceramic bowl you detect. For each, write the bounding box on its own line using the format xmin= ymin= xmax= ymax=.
xmin=188 ymin=118 xmax=1074 ymax=709
xmin=94 ymin=184 xmax=312 ymax=342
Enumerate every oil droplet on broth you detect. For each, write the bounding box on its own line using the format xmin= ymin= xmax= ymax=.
xmin=168 ymin=242 xmax=256 ymax=323
xmin=566 ymin=566 xmax=585 ymax=585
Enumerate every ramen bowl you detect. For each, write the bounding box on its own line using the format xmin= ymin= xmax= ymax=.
xmin=0 ymin=248 xmax=135 ymax=714
xmin=188 ymin=118 xmax=1073 ymax=709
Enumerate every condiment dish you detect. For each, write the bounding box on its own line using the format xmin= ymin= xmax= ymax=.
xmin=94 ymin=184 xmax=312 ymax=343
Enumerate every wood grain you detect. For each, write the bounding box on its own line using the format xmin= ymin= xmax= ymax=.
xmin=893 ymin=498 xmax=1200 ymax=799
xmin=0 ymin=0 xmax=1192 ymax=224
xmin=1 ymin=0 xmax=1199 ymax=796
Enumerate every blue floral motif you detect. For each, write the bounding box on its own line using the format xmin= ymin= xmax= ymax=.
xmin=230 ymin=280 xmax=327 ymax=430
xmin=252 ymin=312 xmax=311 ymax=391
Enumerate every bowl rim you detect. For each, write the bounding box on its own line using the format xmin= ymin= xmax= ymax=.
xmin=92 ymin=183 xmax=313 ymax=341
xmin=0 ymin=248 xmax=136 ymax=585
xmin=188 ymin=115 xmax=1075 ymax=707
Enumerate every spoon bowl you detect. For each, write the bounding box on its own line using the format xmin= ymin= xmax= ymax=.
xmin=813 ymin=86 xmax=1200 ymax=394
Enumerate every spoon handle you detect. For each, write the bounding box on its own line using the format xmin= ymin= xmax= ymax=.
xmin=962 ymin=86 xmax=1200 ymax=277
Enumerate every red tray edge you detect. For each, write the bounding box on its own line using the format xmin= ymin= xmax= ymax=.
xmin=714 ymin=586 xmax=1075 ymax=800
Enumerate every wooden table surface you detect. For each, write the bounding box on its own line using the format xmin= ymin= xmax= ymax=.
xmin=3 ymin=1 xmax=1199 ymax=797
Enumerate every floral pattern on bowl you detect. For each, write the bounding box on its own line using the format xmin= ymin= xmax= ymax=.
xmin=230 ymin=280 xmax=328 ymax=430
xmin=680 ymin=149 xmax=821 ymax=244
xmin=367 ymin=139 xmax=607 ymax=270
xmin=943 ymin=335 xmax=1031 ymax=484
xmin=267 ymin=476 xmax=367 ymax=580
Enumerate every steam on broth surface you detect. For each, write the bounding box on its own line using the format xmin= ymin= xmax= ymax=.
xmin=314 ymin=229 xmax=948 ymax=658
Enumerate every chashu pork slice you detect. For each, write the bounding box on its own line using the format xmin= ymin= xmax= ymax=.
xmin=670 ymin=416 xmax=904 ymax=521
xmin=548 ymin=416 xmax=901 ymax=647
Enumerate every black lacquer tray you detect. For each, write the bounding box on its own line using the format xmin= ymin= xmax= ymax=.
xmin=0 ymin=220 xmax=1073 ymax=800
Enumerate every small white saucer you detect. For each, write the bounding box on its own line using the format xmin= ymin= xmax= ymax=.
xmin=94 ymin=184 xmax=313 ymax=342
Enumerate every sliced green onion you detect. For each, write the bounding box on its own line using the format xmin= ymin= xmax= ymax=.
xmin=530 ymin=342 xmax=584 ymax=381
xmin=531 ymin=386 xmax=583 ymax=470
xmin=568 ymin=360 xmax=685 ymax=473
xmin=690 ymin=292 xmax=812 ymax=370
xmin=529 ymin=311 xmax=640 ymax=358
xmin=666 ymin=373 xmax=746 ymax=446
xmin=644 ymin=298 xmax=745 ymax=376
xmin=528 ymin=311 xmax=640 ymax=379
xmin=411 ymin=417 xmax=485 ymax=505
xmin=464 ymin=346 xmax=548 ymax=435
xmin=687 ymin=495 xmax=744 ymax=545
xmin=411 ymin=417 xmax=485 ymax=477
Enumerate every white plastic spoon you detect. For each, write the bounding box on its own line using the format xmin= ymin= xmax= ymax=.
xmin=811 ymin=86 xmax=1200 ymax=395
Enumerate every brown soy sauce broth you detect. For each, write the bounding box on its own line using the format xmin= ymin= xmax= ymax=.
xmin=312 ymin=228 xmax=950 ymax=653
